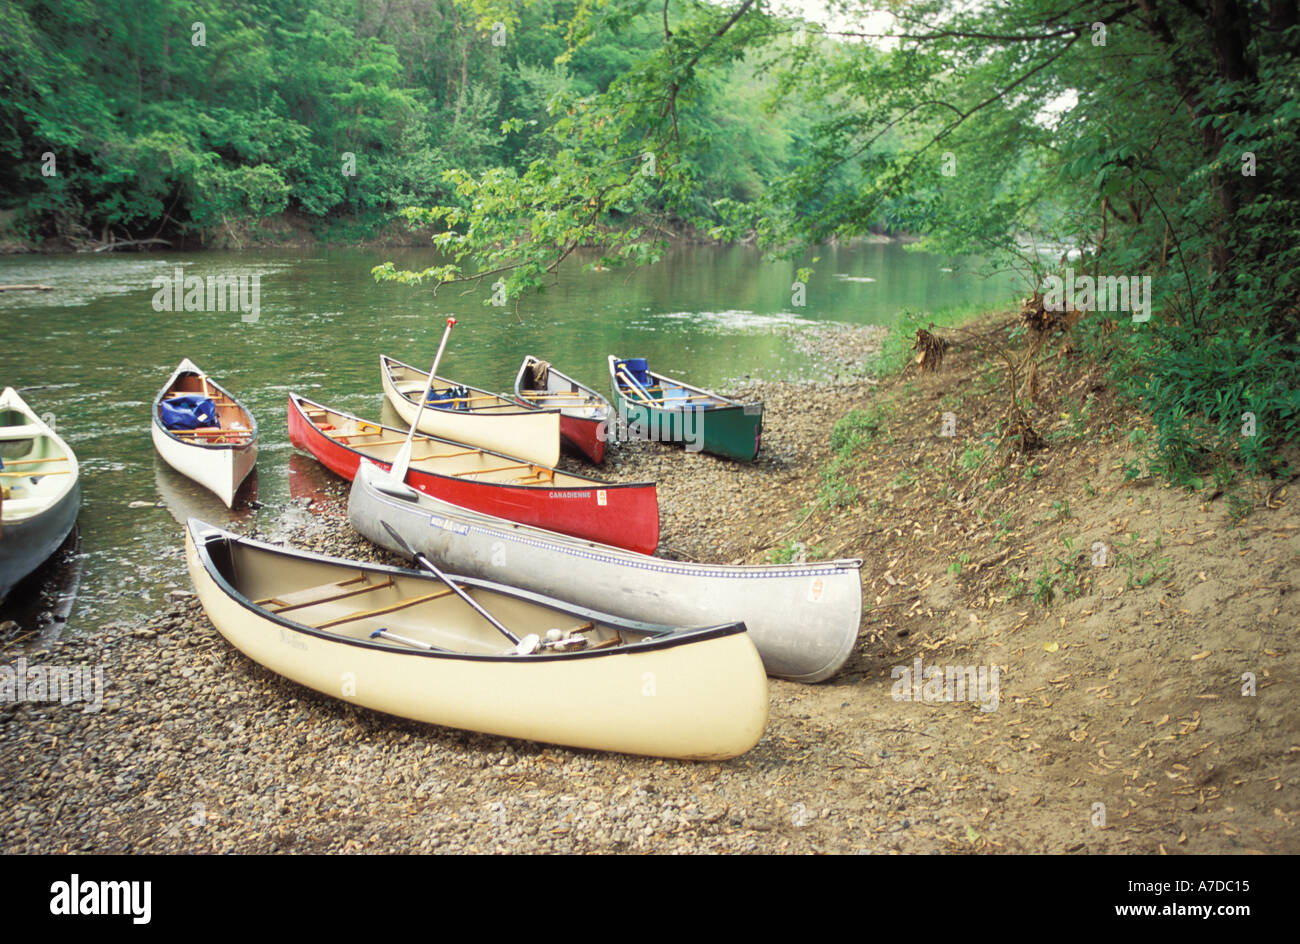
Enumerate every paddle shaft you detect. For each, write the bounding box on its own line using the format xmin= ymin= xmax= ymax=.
xmin=391 ymin=317 xmax=456 ymax=482
xmin=379 ymin=520 xmax=520 ymax=645
xmin=616 ymin=368 xmax=656 ymax=406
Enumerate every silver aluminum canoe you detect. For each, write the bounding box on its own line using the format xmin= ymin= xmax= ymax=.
xmin=349 ymin=459 xmax=862 ymax=682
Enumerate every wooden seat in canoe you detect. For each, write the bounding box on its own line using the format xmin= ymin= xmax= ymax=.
xmin=0 ymin=456 xmax=68 ymax=466
xmin=255 ymin=573 xmax=395 ymax=614
xmin=253 ymin=571 xmax=467 ymax=629
xmin=312 ymin=587 xmax=460 ymax=629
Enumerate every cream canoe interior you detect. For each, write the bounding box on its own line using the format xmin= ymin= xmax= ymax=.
xmin=0 ymin=391 xmax=78 ymax=523
xmin=205 ymin=528 xmax=663 ymax=655
xmin=297 ymin=396 xmax=604 ymax=488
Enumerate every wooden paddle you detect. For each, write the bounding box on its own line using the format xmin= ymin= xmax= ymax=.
xmin=379 ymin=520 xmax=522 ymax=647
xmin=616 ymin=368 xmax=656 ymax=406
xmin=390 ymin=316 xmax=456 ymax=484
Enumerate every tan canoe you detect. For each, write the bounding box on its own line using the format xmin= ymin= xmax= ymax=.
xmin=380 ymin=354 xmax=560 ymax=467
xmin=185 ymin=519 xmax=768 ymax=759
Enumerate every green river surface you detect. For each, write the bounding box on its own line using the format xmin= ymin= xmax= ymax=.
xmin=0 ymin=243 xmax=1020 ymax=635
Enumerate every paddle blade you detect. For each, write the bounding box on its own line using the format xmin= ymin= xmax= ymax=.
xmin=380 ymin=519 xmax=417 ymax=559
xmin=389 ymin=443 xmax=413 ymax=484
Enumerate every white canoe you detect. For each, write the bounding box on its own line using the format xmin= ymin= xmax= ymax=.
xmin=512 ymin=355 xmax=611 ymax=463
xmin=151 ymin=358 xmax=258 ymax=508
xmin=348 ymin=459 xmax=863 ymax=682
xmin=380 ymin=354 xmax=561 ymax=468
xmin=0 ymin=388 xmax=81 ymax=602
xmin=185 ymin=519 xmax=768 ymax=759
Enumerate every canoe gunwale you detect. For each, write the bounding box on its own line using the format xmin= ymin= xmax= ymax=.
xmin=359 ymin=463 xmax=862 ymax=577
xmin=381 ymin=354 xmax=559 ymax=418
xmin=289 ymin=393 xmax=651 ymax=492
xmin=187 ymin=519 xmax=744 ymax=663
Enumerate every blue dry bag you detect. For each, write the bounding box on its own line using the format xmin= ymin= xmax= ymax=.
xmin=161 ymin=395 xmax=220 ymax=430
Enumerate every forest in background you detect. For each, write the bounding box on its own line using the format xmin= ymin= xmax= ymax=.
xmin=0 ymin=0 xmax=833 ymax=245
xmin=2 ymin=0 xmax=1297 ymax=482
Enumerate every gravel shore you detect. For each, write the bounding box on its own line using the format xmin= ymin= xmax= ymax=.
xmin=1 ymin=357 xmax=896 ymax=854
xmin=4 ymin=317 xmax=1294 ymax=855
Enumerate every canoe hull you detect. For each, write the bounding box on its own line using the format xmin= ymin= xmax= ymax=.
xmin=152 ymin=422 xmax=257 ymax=508
xmin=349 ymin=460 xmax=862 ymax=682
xmin=513 ymin=356 xmax=609 ymax=464
xmin=288 ymin=395 xmax=659 ymax=554
xmin=0 ymin=479 xmax=79 ymax=602
xmin=381 ymin=355 xmax=561 ymax=468
xmin=560 ymin=413 xmax=606 ymax=465
xmin=185 ymin=522 xmax=767 ymax=759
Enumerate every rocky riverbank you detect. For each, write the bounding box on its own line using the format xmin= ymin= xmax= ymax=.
xmin=1 ymin=315 xmax=1296 ymax=854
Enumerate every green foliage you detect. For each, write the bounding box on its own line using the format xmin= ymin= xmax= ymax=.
xmin=0 ymin=0 xmax=812 ymax=249
xmin=3 ymin=0 xmax=1295 ymax=487
xmin=830 ymin=407 xmax=886 ymax=455
xmin=767 ymin=539 xmax=825 ymax=564
xmin=1032 ymin=569 xmax=1056 ymax=607
xmin=1116 ymin=532 xmax=1172 ymax=590
xmin=817 ymin=455 xmax=861 ymax=510
xmin=1094 ymin=318 xmax=1300 ymax=481
xmin=1053 ymin=536 xmax=1084 ymax=598
xmin=959 ymin=446 xmax=987 ymax=471
xmin=1002 ymin=566 xmax=1027 ymax=601
xmin=1226 ymin=492 xmax=1253 ymax=526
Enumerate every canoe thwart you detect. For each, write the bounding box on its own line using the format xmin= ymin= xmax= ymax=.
xmin=312 ymin=586 xmax=458 ymax=629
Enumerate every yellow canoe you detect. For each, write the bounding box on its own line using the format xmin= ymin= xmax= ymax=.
xmin=185 ymin=519 xmax=768 ymax=759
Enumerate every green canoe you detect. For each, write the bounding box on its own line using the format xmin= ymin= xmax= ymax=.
xmin=607 ymin=356 xmax=763 ymax=462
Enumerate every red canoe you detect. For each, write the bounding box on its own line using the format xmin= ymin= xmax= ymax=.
xmin=287 ymin=394 xmax=659 ymax=554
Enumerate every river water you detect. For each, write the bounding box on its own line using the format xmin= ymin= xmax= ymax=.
xmin=0 ymin=243 xmax=1017 ymax=633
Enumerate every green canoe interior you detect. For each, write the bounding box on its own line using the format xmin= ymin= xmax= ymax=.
xmin=612 ymin=367 xmax=734 ymax=411
xmin=207 ymin=536 xmax=647 ymax=656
